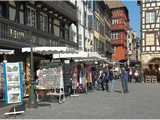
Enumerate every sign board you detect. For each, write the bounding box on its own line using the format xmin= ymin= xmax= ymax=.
xmin=37 ymin=65 xmax=64 ymax=89
xmin=4 ymin=62 xmax=23 ymax=104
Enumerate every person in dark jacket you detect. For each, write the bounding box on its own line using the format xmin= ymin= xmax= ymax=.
xmin=121 ymin=67 xmax=129 ymax=93
xmin=103 ymin=66 xmax=113 ymax=92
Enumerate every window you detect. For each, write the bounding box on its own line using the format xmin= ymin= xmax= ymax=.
xmin=79 ymin=35 xmax=82 ymax=49
xmin=146 ymin=33 xmax=155 ymax=46
xmin=60 ymin=21 xmax=65 ymax=39
xmin=88 ymin=15 xmax=93 ymax=29
xmin=0 ymin=5 xmax=2 ymax=17
xmin=19 ymin=11 xmax=24 ymax=24
xmin=48 ymin=17 xmax=52 ymax=33
xmin=78 ymin=10 xmax=81 ymax=24
xmin=146 ymin=0 xmax=155 ymax=2
xmin=84 ymin=11 xmax=87 ymax=26
xmin=26 ymin=6 xmax=36 ymax=28
xmin=53 ymin=19 xmax=60 ymax=37
xmin=9 ymin=7 xmax=16 ymax=21
xmin=19 ymin=4 xmax=24 ymax=24
xmin=9 ymin=2 xmax=24 ymax=24
xmin=65 ymin=23 xmax=69 ymax=40
xmin=87 ymin=1 xmax=92 ymax=9
xmin=112 ymin=33 xmax=119 ymax=39
xmin=112 ymin=19 xmax=119 ymax=25
xmin=114 ymin=47 xmax=117 ymax=53
xmin=40 ymin=12 xmax=48 ymax=32
xmin=146 ymin=11 xmax=155 ymax=23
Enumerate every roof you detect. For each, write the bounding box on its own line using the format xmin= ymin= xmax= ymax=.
xmin=106 ymin=0 xmax=125 ymax=9
xmin=106 ymin=0 xmax=129 ymax=21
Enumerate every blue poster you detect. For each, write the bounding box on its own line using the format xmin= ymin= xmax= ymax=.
xmin=4 ymin=62 xmax=23 ymax=104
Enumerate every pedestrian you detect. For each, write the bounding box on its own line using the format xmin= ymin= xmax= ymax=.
xmin=121 ymin=67 xmax=129 ymax=94
xmin=124 ymin=67 xmax=129 ymax=93
xmin=111 ymin=66 xmax=120 ymax=92
xmin=107 ymin=66 xmax=113 ymax=92
xmin=129 ymin=68 xmax=133 ymax=83
xmin=101 ymin=68 xmax=106 ymax=91
xmin=95 ymin=70 xmax=103 ymax=90
xmin=103 ymin=66 xmax=112 ymax=92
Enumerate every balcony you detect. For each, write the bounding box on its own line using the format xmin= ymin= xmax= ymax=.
xmin=112 ymin=39 xmax=126 ymax=47
xmin=112 ymin=23 xmax=128 ymax=31
xmin=43 ymin=1 xmax=78 ymax=24
xmin=0 ymin=18 xmax=77 ymax=49
xmin=112 ymin=12 xmax=128 ymax=21
xmin=112 ymin=53 xmax=127 ymax=61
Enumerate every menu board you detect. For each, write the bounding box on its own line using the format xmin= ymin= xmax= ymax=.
xmin=4 ymin=63 xmax=23 ymax=104
xmin=37 ymin=66 xmax=64 ymax=89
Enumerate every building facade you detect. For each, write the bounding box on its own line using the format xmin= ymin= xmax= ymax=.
xmin=0 ymin=1 xmax=78 ymax=100
xmin=138 ymin=0 xmax=160 ymax=82
xmin=76 ymin=0 xmax=94 ymax=52
xmin=108 ymin=1 xmax=129 ymax=62
xmin=127 ymin=31 xmax=138 ymax=66
xmin=76 ymin=0 xmax=112 ymax=61
xmin=94 ymin=1 xmax=112 ymax=60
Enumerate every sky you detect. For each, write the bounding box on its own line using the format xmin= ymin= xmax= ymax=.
xmin=122 ymin=0 xmax=140 ymax=38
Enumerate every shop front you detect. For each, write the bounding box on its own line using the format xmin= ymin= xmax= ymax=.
xmin=143 ymin=58 xmax=160 ymax=83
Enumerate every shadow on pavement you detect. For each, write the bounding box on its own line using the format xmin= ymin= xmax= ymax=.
xmin=114 ymin=90 xmax=122 ymax=93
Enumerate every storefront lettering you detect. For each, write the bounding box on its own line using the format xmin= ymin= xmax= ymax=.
xmin=9 ymin=29 xmax=25 ymax=39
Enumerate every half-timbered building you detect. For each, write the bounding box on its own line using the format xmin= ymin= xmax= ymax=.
xmin=138 ymin=0 xmax=160 ymax=82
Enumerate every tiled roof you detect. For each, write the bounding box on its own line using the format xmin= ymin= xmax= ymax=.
xmin=106 ymin=0 xmax=125 ymax=9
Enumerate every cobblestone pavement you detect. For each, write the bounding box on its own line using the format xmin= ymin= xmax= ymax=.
xmin=2 ymin=82 xmax=160 ymax=119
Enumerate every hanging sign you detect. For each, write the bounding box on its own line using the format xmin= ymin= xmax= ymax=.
xmin=4 ymin=62 xmax=23 ymax=104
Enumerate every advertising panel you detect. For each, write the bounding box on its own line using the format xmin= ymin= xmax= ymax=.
xmin=4 ymin=62 xmax=23 ymax=104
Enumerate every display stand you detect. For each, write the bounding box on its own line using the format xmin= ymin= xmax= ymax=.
xmin=47 ymin=88 xmax=65 ymax=104
xmin=71 ymin=89 xmax=79 ymax=97
xmin=3 ymin=62 xmax=25 ymax=117
xmin=36 ymin=64 xmax=65 ymax=104
xmin=4 ymin=104 xmax=24 ymax=117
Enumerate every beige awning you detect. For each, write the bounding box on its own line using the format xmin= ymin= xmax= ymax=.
xmin=22 ymin=47 xmax=78 ymax=55
xmin=0 ymin=49 xmax=14 ymax=55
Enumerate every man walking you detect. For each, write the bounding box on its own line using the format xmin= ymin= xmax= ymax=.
xmin=121 ymin=67 xmax=129 ymax=94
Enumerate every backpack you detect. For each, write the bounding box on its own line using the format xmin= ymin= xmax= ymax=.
xmin=113 ymin=71 xmax=119 ymax=80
